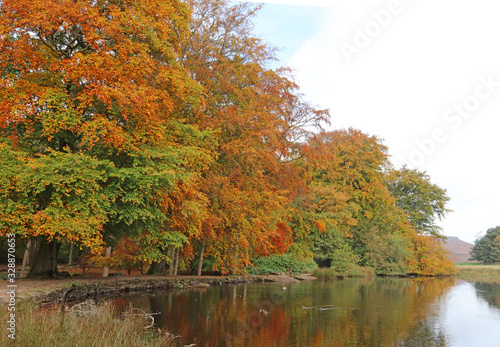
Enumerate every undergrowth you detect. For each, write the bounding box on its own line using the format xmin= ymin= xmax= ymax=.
xmin=0 ymin=300 xmax=176 ymax=346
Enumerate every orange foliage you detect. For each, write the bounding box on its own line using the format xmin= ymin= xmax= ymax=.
xmin=111 ymin=236 xmax=143 ymax=272
xmin=407 ymin=234 xmax=456 ymax=275
xmin=0 ymin=0 xmax=196 ymax=151
xmin=179 ymin=0 xmax=329 ymax=273
xmin=0 ymin=0 xmax=455 ymax=278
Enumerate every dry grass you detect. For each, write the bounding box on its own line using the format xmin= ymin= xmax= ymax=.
xmin=0 ymin=300 xmax=177 ymax=347
xmin=455 ymin=264 xmax=500 ymax=282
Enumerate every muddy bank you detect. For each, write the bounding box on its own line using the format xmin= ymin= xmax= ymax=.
xmin=33 ymin=273 xmax=316 ymax=308
xmin=38 ymin=276 xmax=259 ymax=307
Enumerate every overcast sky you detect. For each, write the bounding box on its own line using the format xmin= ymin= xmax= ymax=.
xmin=231 ymin=0 xmax=500 ymax=243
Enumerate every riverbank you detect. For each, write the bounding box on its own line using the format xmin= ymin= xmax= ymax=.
xmin=455 ymin=264 xmax=500 ymax=282
xmin=0 ymin=272 xmax=317 ymax=307
xmin=0 ymin=273 xmax=317 ymax=345
xmin=0 ymin=275 xmax=252 ymax=306
xmin=0 ymin=275 xmax=259 ymax=345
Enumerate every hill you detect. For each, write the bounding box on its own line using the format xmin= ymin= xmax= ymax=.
xmin=442 ymin=236 xmax=474 ymax=263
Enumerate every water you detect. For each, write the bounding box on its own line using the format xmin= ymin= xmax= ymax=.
xmin=113 ymin=278 xmax=500 ymax=346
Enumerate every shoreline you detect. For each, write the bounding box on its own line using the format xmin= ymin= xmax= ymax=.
xmin=0 ymin=273 xmax=317 ymax=307
xmin=3 ymin=264 xmax=498 ymax=308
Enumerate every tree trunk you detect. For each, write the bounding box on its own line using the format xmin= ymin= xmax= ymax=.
xmin=233 ymin=236 xmax=239 ymax=275
xmin=81 ymin=249 xmax=87 ymax=274
xmin=146 ymin=259 xmax=166 ymax=275
xmin=21 ymin=240 xmax=31 ymax=278
xmin=168 ymin=246 xmax=175 ymax=276
xmin=29 ymin=240 xmax=37 ymax=269
xmin=102 ymin=246 xmax=112 ymax=277
xmin=28 ymin=238 xmax=59 ymax=278
xmin=68 ymin=243 xmax=74 ymax=266
xmin=197 ymin=245 xmax=205 ymax=277
xmin=173 ymin=248 xmax=180 ymax=276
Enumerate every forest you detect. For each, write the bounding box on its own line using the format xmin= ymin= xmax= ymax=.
xmin=0 ymin=0 xmax=455 ymax=278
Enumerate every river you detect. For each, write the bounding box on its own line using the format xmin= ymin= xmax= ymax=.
xmin=113 ymin=277 xmax=500 ymax=346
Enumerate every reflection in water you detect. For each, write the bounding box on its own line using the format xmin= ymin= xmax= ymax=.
xmin=438 ymin=280 xmax=500 ymax=347
xmin=113 ymin=278 xmax=500 ymax=346
xmin=473 ymin=281 xmax=500 ymax=309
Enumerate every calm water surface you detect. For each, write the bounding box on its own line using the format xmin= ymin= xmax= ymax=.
xmin=113 ymin=278 xmax=500 ymax=346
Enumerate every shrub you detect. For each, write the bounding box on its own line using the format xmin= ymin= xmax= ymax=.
xmin=329 ymin=245 xmax=361 ymax=274
xmin=247 ymin=254 xmax=317 ymax=275
xmin=313 ymin=266 xmax=375 ymax=279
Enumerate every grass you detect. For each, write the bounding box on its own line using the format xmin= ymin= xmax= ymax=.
xmin=455 ymin=264 xmax=500 ymax=282
xmin=0 ymin=300 xmax=177 ymax=346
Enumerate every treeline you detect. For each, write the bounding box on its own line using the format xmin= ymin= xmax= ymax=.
xmin=0 ymin=0 xmax=454 ymax=277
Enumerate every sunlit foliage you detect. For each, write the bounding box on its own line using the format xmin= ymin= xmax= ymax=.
xmin=0 ymin=0 xmax=454 ymax=276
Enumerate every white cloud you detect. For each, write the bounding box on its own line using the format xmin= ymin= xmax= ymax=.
xmin=287 ymin=0 xmax=500 ymax=243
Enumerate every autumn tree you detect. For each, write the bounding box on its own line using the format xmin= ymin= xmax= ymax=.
xmin=0 ymin=0 xmax=212 ymax=276
xmin=1 ymin=0 xmax=456 ymax=278
xmin=294 ymin=129 xmax=456 ymax=275
xmin=406 ymin=234 xmax=456 ymax=275
xmin=387 ymin=166 xmax=455 ymax=274
xmin=298 ymin=129 xmax=412 ymax=274
xmin=180 ymin=0 xmax=328 ymax=274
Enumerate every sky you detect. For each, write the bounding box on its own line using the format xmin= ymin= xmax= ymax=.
xmin=232 ymin=0 xmax=500 ymax=244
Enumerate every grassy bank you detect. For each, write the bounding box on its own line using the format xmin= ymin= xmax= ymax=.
xmin=455 ymin=264 xmax=500 ymax=282
xmin=1 ymin=300 xmax=175 ymax=346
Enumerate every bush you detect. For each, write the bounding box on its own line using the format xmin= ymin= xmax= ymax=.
xmin=330 ymin=246 xmax=361 ymax=274
xmin=247 ymin=254 xmax=317 ymax=275
xmin=311 ymin=245 xmax=376 ymax=278
xmin=313 ymin=266 xmax=375 ymax=279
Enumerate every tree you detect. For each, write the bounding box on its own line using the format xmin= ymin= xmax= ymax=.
xmin=0 ymin=144 xmax=113 ymax=276
xmin=469 ymin=226 xmax=500 ymax=263
xmin=358 ymin=220 xmax=411 ymax=275
xmin=388 ymin=166 xmax=451 ymax=238
xmin=0 ymin=0 xmax=198 ymax=151
xmin=0 ymin=0 xmax=211 ymax=276
xmin=299 ymin=129 xmax=412 ymax=273
xmin=180 ymin=0 xmax=328 ymax=274
xmin=407 ymin=234 xmax=456 ymax=275
xmin=386 ymin=166 xmax=455 ymax=274
xmin=292 ymin=129 xmax=455 ymax=275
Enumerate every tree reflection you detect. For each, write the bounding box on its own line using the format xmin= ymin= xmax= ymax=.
xmin=113 ymin=278 xmax=457 ymax=346
xmin=473 ymin=282 xmax=500 ymax=309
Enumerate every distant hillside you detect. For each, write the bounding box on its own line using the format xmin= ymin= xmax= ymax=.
xmin=442 ymin=236 xmax=474 ymax=263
